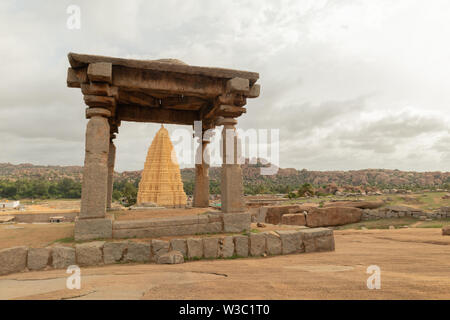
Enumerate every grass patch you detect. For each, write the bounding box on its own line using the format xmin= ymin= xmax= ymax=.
xmin=51 ymin=236 xmax=75 ymax=245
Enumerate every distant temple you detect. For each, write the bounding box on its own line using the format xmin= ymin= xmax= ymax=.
xmin=137 ymin=125 xmax=187 ymax=207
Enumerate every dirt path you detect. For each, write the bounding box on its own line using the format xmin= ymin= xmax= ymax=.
xmin=0 ymin=228 xmax=448 ymax=300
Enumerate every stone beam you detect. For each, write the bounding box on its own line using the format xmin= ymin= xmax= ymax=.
xmin=87 ymin=62 xmax=112 ymax=83
xmin=226 ymin=77 xmax=250 ymax=94
xmin=112 ymin=66 xmax=226 ymax=98
xmin=116 ymin=104 xmax=199 ymax=125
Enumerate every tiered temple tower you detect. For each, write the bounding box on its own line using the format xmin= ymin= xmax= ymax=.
xmin=137 ymin=125 xmax=187 ymax=207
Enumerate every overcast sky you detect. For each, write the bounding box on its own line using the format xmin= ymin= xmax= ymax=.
xmin=0 ymin=0 xmax=449 ymax=172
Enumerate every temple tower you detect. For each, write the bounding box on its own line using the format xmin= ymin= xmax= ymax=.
xmin=137 ymin=125 xmax=187 ymax=207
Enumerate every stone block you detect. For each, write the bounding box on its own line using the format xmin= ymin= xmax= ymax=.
xmin=0 ymin=246 xmax=28 ymax=275
xmin=276 ymin=230 xmax=298 ymax=254
xmin=306 ymin=207 xmax=362 ymax=227
xmin=87 ymin=62 xmax=112 ymax=83
xmin=281 ymin=213 xmax=306 ymax=226
xmin=52 ymin=246 xmax=76 ymax=269
xmin=249 ymin=233 xmax=266 ymax=256
xmin=76 ymin=241 xmax=104 ymax=266
xmin=264 ymin=205 xmax=299 ymax=225
xmin=74 ymin=218 xmax=112 ymax=241
xmin=27 ymin=248 xmax=50 ymax=271
xmin=298 ymin=228 xmax=334 ymax=253
xmin=125 ymin=242 xmax=151 ymax=263
xmin=233 ymin=235 xmax=249 ymax=257
xmin=151 ymin=239 xmax=170 ymax=261
xmin=221 ymin=165 xmax=245 ymax=213
xmin=443 ymin=226 xmax=450 ymax=236
xmin=227 ymin=77 xmax=250 ymax=93
xmin=187 ymin=238 xmax=203 ymax=259
xmin=264 ymin=231 xmax=282 ymax=255
xmin=223 ymin=212 xmax=251 ymax=232
xmin=103 ymin=242 xmax=127 ymax=264
xmin=157 ymin=251 xmax=184 ymax=264
xmin=220 ymin=236 xmax=234 ymax=258
xmin=170 ymin=239 xmax=187 ymax=258
xmin=315 ymin=235 xmax=335 ymax=252
xmin=203 ymin=237 xmax=219 ymax=258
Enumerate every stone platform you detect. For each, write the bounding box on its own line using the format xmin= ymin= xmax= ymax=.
xmin=75 ymin=212 xmax=251 ymax=241
xmin=0 ymin=227 xmax=335 ymax=276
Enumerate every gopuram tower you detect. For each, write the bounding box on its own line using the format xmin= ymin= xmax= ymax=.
xmin=137 ymin=125 xmax=187 ymax=207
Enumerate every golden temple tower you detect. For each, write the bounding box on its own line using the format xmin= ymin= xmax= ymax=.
xmin=137 ymin=125 xmax=187 ymax=207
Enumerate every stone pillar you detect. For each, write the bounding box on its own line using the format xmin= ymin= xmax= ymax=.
xmin=106 ymin=138 xmax=116 ymax=209
xmin=193 ymin=139 xmax=210 ymax=207
xmin=75 ymin=107 xmax=113 ymax=241
xmin=220 ymin=118 xmax=245 ymax=213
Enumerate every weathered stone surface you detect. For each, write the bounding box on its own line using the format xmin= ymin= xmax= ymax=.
xmin=157 ymin=250 xmax=184 ymax=264
xmin=74 ymin=218 xmax=112 ymax=241
xmin=187 ymin=238 xmax=203 ymax=259
xmin=125 ymin=242 xmax=151 ymax=263
xmin=306 ymin=207 xmax=362 ymax=227
xmin=264 ymin=205 xmax=300 ymax=225
xmin=221 ymin=162 xmax=245 ymax=213
xmin=249 ymin=233 xmax=265 ymax=256
xmin=220 ymin=236 xmax=234 ymax=258
xmin=315 ymin=235 xmax=335 ymax=252
xmin=170 ymin=239 xmax=187 ymax=258
xmin=103 ymin=242 xmax=127 ymax=264
xmin=276 ymin=230 xmax=299 ymax=254
xmin=151 ymin=239 xmax=170 ymax=261
xmin=298 ymin=228 xmax=334 ymax=253
xmin=87 ymin=62 xmax=112 ymax=83
xmin=203 ymin=237 xmax=219 ymax=258
xmin=227 ymin=77 xmax=250 ymax=93
xmin=137 ymin=126 xmax=187 ymax=207
xmin=52 ymin=246 xmax=76 ymax=269
xmin=76 ymin=241 xmax=104 ymax=266
xmin=0 ymin=246 xmax=28 ymax=275
xmin=79 ymin=113 xmax=110 ymax=219
xmin=281 ymin=213 xmax=306 ymax=226
xmin=443 ymin=226 xmax=450 ymax=236
xmin=324 ymin=200 xmax=384 ymax=210
xmin=223 ymin=212 xmax=251 ymax=232
xmin=27 ymin=248 xmax=50 ymax=271
xmin=264 ymin=231 xmax=282 ymax=255
xmin=233 ymin=235 xmax=249 ymax=257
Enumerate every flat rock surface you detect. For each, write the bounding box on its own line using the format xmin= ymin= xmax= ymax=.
xmin=0 ymin=229 xmax=449 ymax=299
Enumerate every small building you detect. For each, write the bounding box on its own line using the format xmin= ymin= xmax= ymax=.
xmin=0 ymin=200 xmax=20 ymax=210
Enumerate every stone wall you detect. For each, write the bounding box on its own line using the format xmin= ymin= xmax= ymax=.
xmin=11 ymin=212 xmax=77 ymax=223
xmin=361 ymin=206 xmax=450 ymax=221
xmin=0 ymin=227 xmax=335 ymax=276
xmin=112 ymin=212 xmax=251 ymax=239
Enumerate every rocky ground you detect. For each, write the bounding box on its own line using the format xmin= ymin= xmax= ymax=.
xmin=0 ymin=228 xmax=448 ymax=300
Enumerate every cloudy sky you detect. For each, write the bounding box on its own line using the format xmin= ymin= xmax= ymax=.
xmin=0 ymin=0 xmax=449 ymax=172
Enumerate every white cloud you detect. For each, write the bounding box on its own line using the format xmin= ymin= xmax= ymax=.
xmin=0 ymin=0 xmax=449 ymax=172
